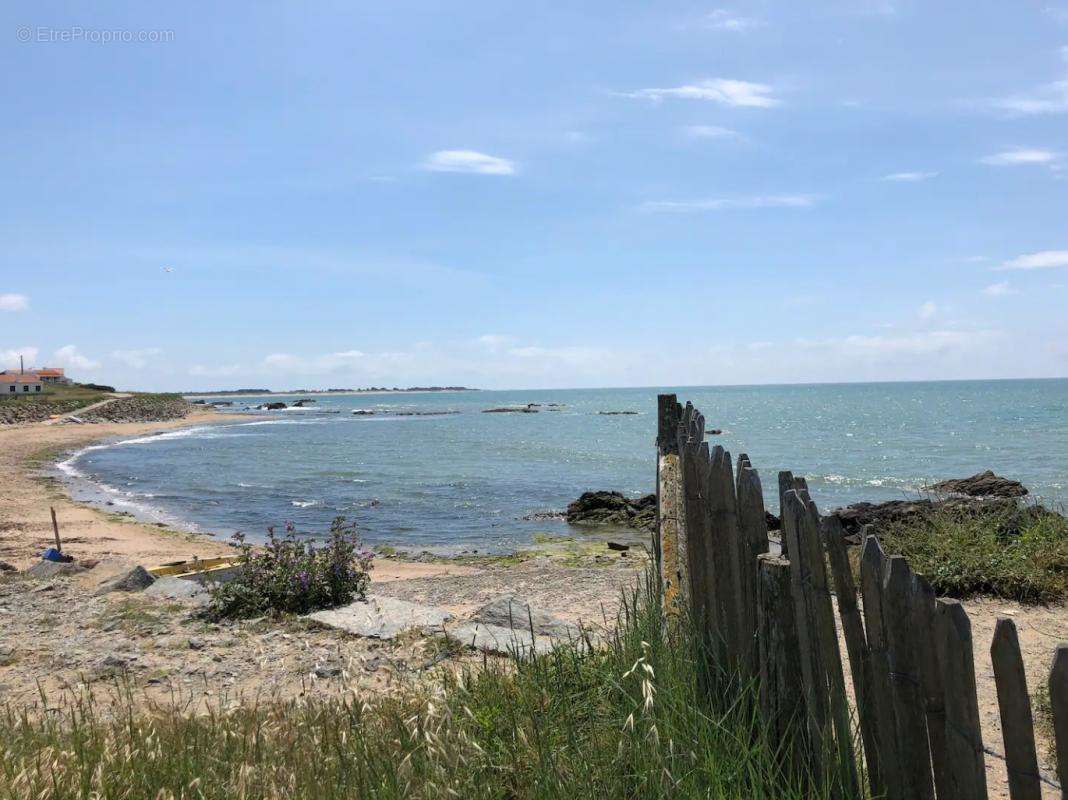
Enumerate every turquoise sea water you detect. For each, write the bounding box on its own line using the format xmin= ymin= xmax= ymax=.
xmin=59 ymin=380 xmax=1067 ymax=553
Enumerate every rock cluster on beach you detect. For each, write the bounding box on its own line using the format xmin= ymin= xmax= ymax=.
xmin=565 ymin=491 xmax=656 ymax=532
xmin=80 ymin=395 xmax=192 ymax=423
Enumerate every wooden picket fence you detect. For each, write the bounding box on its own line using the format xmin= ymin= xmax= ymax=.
xmin=654 ymin=394 xmax=1068 ymax=800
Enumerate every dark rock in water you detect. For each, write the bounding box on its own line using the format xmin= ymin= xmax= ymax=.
xmin=352 ymin=409 xmax=376 ymax=415
xmin=95 ymin=565 xmax=156 ymax=595
xmin=830 ymin=499 xmax=936 ymax=537
xmin=606 ymin=541 xmax=630 ymax=551
xmin=566 ymin=491 xmax=656 ymax=531
xmin=708 ymin=429 xmax=723 ymax=435
xmin=598 ymin=411 xmax=638 ymax=416
xmin=293 ymin=398 xmax=316 ymax=407
xmin=522 ymin=509 xmax=566 ymax=522
xmin=931 ymin=471 xmax=1027 ymax=498
xmin=483 ymin=406 xmax=538 ymax=413
xmin=208 ymin=400 xmax=233 ymax=407
xmin=258 ymin=401 xmax=287 ymax=410
xmin=764 ymin=511 xmax=781 ymax=531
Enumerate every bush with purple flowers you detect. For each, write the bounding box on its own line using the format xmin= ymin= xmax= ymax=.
xmin=205 ymin=517 xmax=373 ymax=620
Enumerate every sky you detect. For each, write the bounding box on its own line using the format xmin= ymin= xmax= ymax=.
xmin=1 ymin=1 xmax=1067 ymax=391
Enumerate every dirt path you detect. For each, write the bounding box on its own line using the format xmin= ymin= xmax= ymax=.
xmin=42 ymin=392 xmax=132 ymax=425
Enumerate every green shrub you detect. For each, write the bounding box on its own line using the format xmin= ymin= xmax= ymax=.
xmin=879 ymin=505 xmax=1068 ymax=603
xmin=204 ymin=517 xmax=373 ymax=620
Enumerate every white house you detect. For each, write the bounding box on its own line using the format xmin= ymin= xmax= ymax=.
xmin=0 ymin=373 xmax=43 ymax=395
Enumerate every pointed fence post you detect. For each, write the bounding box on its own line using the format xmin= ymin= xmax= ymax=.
xmin=1049 ymin=645 xmax=1068 ymax=799
xmin=937 ymin=598 xmax=988 ymax=800
xmin=861 ymin=535 xmax=903 ymax=799
xmin=777 ymin=471 xmax=793 ymax=558
xmin=913 ymin=575 xmax=950 ymax=800
xmin=990 ymin=617 xmax=1042 ymax=800
xmin=656 ymin=394 xmax=684 ymax=611
xmin=883 ymin=556 xmax=935 ymax=800
xmin=707 ymin=445 xmax=743 ymax=666
xmin=824 ymin=515 xmax=882 ymax=796
xmin=736 ymin=455 xmax=770 ymax=677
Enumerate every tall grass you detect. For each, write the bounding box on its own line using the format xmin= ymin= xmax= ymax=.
xmin=879 ymin=505 xmax=1068 ymax=603
xmin=0 ymin=572 xmax=861 ymax=799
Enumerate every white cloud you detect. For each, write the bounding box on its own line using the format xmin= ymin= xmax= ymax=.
xmin=1043 ymin=6 xmax=1068 ymax=23
xmin=982 ymin=282 xmax=1017 ymax=296
xmin=918 ymin=300 xmax=938 ymax=320
xmin=0 ymin=293 xmax=29 ymax=312
xmin=624 ymin=78 xmax=779 ymax=107
xmin=683 ymin=125 xmax=743 ymax=140
xmin=476 ymin=334 xmax=516 ymax=352
xmin=881 ymin=171 xmax=938 ymax=182
xmin=423 ymin=150 xmax=516 ymax=175
xmin=980 ymin=148 xmax=1059 ymax=166
xmin=640 ymin=194 xmax=816 ymax=213
xmin=989 ymin=46 xmax=1068 ymax=115
xmin=998 ymin=250 xmax=1068 ymax=270
xmin=706 ymin=9 xmax=764 ymax=31
xmin=112 ymin=347 xmax=163 ymax=368
xmin=263 ymin=353 xmax=301 ymax=370
xmin=52 ymin=345 xmax=100 ymax=371
xmin=1 ymin=346 xmax=39 ymax=368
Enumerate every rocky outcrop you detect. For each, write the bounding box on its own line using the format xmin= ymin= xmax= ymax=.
xmin=95 ymin=565 xmax=156 ymax=595
xmin=598 ymin=411 xmax=638 ymax=416
xmin=446 ymin=595 xmax=581 ymax=656
xmin=566 ymin=491 xmax=656 ymax=531
xmin=483 ymin=405 xmax=539 ymax=413
xmin=81 ymin=395 xmax=191 ymax=423
xmin=931 ymin=471 xmax=1027 ymax=498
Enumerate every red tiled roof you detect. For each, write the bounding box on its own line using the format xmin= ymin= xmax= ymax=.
xmin=0 ymin=374 xmax=41 ymax=383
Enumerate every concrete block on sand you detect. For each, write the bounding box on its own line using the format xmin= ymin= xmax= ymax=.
xmin=446 ymin=595 xmax=582 ymax=656
xmin=306 ymin=596 xmax=453 ymax=640
xmin=143 ymin=576 xmax=211 ymax=604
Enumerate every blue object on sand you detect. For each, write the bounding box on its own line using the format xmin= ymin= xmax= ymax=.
xmin=42 ymin=548 xmax=65 ymax=562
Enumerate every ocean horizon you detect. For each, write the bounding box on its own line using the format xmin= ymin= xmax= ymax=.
xmin=59 ymin=378 xmax=1068 ymax=553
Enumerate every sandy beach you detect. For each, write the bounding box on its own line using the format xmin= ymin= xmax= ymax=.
xmin=0 ymin=410 xmax=1062 ymax=797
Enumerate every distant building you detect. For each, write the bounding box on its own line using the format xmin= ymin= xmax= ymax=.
xmin=33 ymin=367 xmax=70 ymax=384
xmin=0 ymin=366 xmax=71 ymax=386
xmin=0 ymin=373 xmax=43 ymax=395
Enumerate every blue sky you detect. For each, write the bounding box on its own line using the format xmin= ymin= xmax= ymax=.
xmin=2 ymin=1 xmax=1067 ymax=390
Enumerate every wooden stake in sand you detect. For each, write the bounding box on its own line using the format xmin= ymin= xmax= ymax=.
xmin=50 ymin=506 xmax=62 ymax=552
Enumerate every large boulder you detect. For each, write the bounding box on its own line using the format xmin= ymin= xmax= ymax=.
xmin=566 ymin=491 xmax=656 ymax=531
xmin=930 ymin=471 xmax=1027 ymax=498
xmin=446 ymin=596 xmax=582 ymax=657
xmin=95 ymin=566 xmax=156 ymax=595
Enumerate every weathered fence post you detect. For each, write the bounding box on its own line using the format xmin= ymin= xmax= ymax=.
xmin=1049 ymin=645 xmax=1068 ymax=799
xmin=736 ymin=454 xmax=769 ymax=676
xmin=777 ymin=470 xmax=793 ymax=558
xmin=758 ymin=553 xmax=806 ymax=779
xmin=883 ymin=556 xmax=935 ymax=800
xmin=707 ymin=445 xmax=744 ymax=667
xmin=861 ymin=535 xmax=903 ymax=799
xmin=990 ymin=617 xmax=1043 ymax=800
xmin=824 ymin=515 xmax=882 ymax=796
xmin=656 ymin=394 xmax=684 ymax=611
xmin=937 ymin=598 xmax=988 ymax=800
xmin=913 ymin=575 xmax=950 ymax=799
xmin=781 ymin=489 xmax=859 ymax=794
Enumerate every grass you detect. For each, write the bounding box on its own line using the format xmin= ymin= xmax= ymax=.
xmin=0 ymin=572 xmax=860 ymax=800
xmin=0 ymin=382 xmax=107 ymax=409
xmin=879 ymin=504 xmax=1068 ymax=603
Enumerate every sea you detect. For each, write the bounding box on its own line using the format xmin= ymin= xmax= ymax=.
xmin=56 ymin=380 xmax=1068 ymax=554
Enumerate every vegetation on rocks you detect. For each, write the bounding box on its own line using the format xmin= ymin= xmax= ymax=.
xmin=0 ymin=573 xmax=856 ymax=800
xmin=79 ymin=393 xmax=190 ymax=422
xmin=879 ymin=504 xmax=1068 ymax=603
xmin=0 ymin=384 xmax=108 ymax=424
xmin=204 ymin=517 xmax=373 ymax=620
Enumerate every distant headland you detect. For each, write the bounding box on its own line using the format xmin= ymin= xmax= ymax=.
xmin=180 ymin=386 xmax=478 ymax=397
